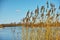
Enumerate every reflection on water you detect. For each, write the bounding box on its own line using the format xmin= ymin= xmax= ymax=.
xmin=0 ymin=27 xmax=60 ymax=40
xmin=0 ymin=26 xmax=22 ymax=40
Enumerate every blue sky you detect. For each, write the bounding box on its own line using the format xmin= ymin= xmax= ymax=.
xmin=0 ymin=0 xmax=60 ymax=24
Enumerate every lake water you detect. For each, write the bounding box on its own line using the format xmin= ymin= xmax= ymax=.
xmin=0 ymin=26 xmax=60 ymax=40
xmin=0 ymin=26 xmax=22 ymax=40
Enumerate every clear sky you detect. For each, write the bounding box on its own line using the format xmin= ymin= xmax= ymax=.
xmin=0 ymin=0 xmax=60 ymax=24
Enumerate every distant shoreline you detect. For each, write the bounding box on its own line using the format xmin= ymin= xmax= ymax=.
xmin=0 ymin=22 xmax=60 ymax=28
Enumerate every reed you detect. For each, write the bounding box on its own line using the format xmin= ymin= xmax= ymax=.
xmin=21 ymin=0 xmax=60 ymax=40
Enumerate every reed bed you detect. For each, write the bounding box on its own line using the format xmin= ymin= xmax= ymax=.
xmin=21 ymin=0 xmax=60 ymax=40
xmin=22 ymin=27 xmax=60 ymax=40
